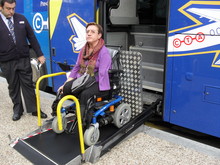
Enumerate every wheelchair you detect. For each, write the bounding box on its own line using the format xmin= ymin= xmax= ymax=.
xmin=51 ymin=47 xmax=132 ymax=146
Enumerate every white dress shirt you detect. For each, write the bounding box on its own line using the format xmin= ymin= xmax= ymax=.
xmin=0 ymin=12 xmax=14 ymax=31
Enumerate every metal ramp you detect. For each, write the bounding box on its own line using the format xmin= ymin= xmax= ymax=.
xmin=12 ymin=128 xmax=83 ymax=165
xmin=10 ymin=102 xmax=158 ymax=165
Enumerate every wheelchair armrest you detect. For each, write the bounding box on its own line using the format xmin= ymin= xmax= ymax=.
xmin=108 ymin=69 xmax=123 ymax=74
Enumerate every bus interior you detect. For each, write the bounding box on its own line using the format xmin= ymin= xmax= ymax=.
xmin=101 ymin=0 xmax=167 ymax=106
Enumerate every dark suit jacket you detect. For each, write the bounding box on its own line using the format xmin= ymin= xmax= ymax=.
xmin=0 ymin=13 xmax=43 ymax=62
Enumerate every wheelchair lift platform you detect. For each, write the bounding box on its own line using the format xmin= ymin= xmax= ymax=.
xmin=11 ymin=50 xmax=154 ymax=164
xmin=10 ymin=102 xmax=158 ymax=165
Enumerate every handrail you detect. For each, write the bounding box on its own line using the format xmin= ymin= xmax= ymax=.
xmin=35 ymin=72 xmax=66 ymax=127
xmin=56 ymin=95 xmax=85 ymax=157
xmin=36 ymin=72 xmax=85 ymax=159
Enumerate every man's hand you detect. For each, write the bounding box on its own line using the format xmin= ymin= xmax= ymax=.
xmin=38 ymin=56 xmax=46 ymax=64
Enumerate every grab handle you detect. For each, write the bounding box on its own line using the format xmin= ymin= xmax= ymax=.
xmin=36 ymin=72 xmax=66 ymax=127
xmin=56 ymin=95 xmax=85 ymax=158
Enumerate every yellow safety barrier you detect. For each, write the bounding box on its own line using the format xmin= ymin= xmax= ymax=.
xmin=35 ymin=72 xmax=85 ymax=158
xmin=56 ymin=95 xmax=85 ymax=156
xmin=36 ymin=72 xmax=66 ymax=127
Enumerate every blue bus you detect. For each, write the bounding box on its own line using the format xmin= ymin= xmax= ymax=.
xmin=15 ymin=0 xmax=220 ymax=138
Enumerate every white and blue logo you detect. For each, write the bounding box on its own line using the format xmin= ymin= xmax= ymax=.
xmin=67 ymin=13 xmax=87 ymax=53
xmin=32 ymin=12 xmax=48 ymax=34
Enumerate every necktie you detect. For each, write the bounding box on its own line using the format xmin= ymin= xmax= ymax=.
xmin=7 ymin=18 xmax=16 ymax=43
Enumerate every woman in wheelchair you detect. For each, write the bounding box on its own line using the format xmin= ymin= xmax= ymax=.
xmin=51 ymin=22 xmax=112 ymax=127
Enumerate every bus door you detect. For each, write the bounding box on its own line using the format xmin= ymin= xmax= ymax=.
xmin=164 ymin=0 xmax=220 ymax=137
xmin=49 ymin=0 xmax=96 ymax=91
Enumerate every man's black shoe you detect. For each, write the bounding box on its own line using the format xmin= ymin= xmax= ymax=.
xmin=12 ymin=113 xmax=23 ymax=121
xmin=32 ymin=111 xmax=47 ymax=118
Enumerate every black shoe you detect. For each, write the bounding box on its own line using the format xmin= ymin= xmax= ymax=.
xmin=12 ymin=113 xmax=23 ymax=121
xmin=32 ymin=111 xmax=47 ymax=118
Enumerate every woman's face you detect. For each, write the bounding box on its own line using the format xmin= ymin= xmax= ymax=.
xmin=86 ymin=25 xmax=102 ymax=45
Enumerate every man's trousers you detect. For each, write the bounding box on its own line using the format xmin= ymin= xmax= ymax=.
xmin=0 ymin=57 xmax=37 ymax=114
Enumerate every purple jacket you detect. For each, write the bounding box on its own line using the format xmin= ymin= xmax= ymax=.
xmin=68 ymin=46 xmax=112 ymax=91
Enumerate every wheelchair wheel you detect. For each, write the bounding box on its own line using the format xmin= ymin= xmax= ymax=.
xmin=52 ymin=114 xmax=67 ymax=134
xmin=84 ymin=126 xmax=100 ymax=146
xmin=113 ymin=103 xmax=131 ymax=128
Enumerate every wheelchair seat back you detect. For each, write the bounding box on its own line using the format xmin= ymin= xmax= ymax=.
xmin=107 ymin=48 xmax=123 ymax=96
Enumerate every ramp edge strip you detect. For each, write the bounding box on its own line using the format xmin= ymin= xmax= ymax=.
xmin=12 ymin=139 xmax=59 ymax=165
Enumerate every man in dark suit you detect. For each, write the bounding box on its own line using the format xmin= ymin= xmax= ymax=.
xmin=0 ymin=0 xmax=47 ymax=121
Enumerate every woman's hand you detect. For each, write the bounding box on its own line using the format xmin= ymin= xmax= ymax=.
xmin=58 ymin=78 xmax=74 ymax=94
xmin=58 ymin=85 xmax=64 ymax=94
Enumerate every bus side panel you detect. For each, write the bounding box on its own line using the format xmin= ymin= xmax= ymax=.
xmin=49 ymin=0 xmax=96 ymax=91
xmin=164 ymin=0 xmax=220 ymax=137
